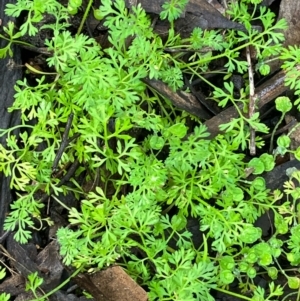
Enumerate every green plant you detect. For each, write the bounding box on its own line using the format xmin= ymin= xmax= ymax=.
xmin=26 ymin=272 xmax=44 ymax=300
xmin=1 ymin=0 xmax=300 ymax=300
xmin=0 ymin=267 xmax=81 ymax=301
xmin=0 ymin=266 xmax=10 ymax=301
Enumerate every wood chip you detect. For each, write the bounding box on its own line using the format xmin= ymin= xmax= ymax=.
xmin=91 ymin=266 xmax=147 ymax=301
xmin=76 ymin=266 xmax=148 ymax=301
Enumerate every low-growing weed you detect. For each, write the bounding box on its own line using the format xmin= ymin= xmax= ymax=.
xmin=1 ymin=0 xmax=300 ymax=300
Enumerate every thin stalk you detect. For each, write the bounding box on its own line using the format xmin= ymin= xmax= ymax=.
xmin=51 ymin=195 xmax=71 ymax=211
xmin=183 ymin=28 xmax=280 ymax=69
xmin=269 ymin=112 xmax=286 ymax=153
xmin=25 ymin=63 xmax=57 ymax=75
xmin=77 ymin=0 xmax=93 ymax=35
xmin=214 ymin=287 xmax=252 ymax=301
xmin=30 ymin=268 xmax=82 ymax=301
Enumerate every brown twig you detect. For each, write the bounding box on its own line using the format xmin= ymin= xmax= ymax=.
xmin=0 ymin=230 xmax=10 ymax=244
xmin=246 ymin=46 xmax=257 ymax=155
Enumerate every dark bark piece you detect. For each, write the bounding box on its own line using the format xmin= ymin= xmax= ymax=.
xmin=144 ymin=78 xmax=212 ymax=120
xmin=206 ymin=0 xmax=225 ymax=14
xmin=278 ymin=0 xmax=300 ymax=46
xmin=176 ymin=0 xmax=245 ymax=31
xmin=144 ymin=69 xmax=287 ymax=130
xmin=15 ymin=292 xmax=43 ymax=301
xmin=264 ymin=159 xmax=300 ymax=191
xmin=6 ymin=235 xmax=64 ymax=292
xmin=0 ymin=8 xmax=21 ymax=141
xmin=124 ymin=0 xmax=244 ymax=30
xmin=125 ymin=0 xmax=187 ymax=15
xmin=0 ymin=178 xmax=14 ymax=239
xmin=6 ymin=234 xmax=41 ymax=278
xmin=0 ymin=0 xmax=22 ymax=236
xmin=35 ymin=241 xmax=64 ymax=291
xmin=0 ymin=274 xmax=24 ymax=296
xmin=75 ymin=266 xmax=148 ymax=301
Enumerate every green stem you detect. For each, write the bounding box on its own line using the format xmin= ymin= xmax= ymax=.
xmin=288 ymin=122 xmax=300 ymax=138
xmin=0 ymin=34 xmax=35 ymax=48
xmin=146 ymin=87 xmax=174 ymax=123
xmin=30 ymin=289 xmax=39 ymax=300
xmin=281 ymin=292 xmax=297 ymax=301
xmin=77 ymin=0 xmax=93 ymax=35
xmin=183 ymin=28 xmax=276 ymax=69
xmin=269 ymin=112 xmax=285 ymax=153
xmin=274 ymin=257 xmax=289 ymax=279
xmin=52 ymin=195 xmax=71 ymax=210
xmin=0 ymin=125 xmax=34 ymax=137
xmin=184 ymin=65 xmax=219 ymax=90
xmin=25 ymin=63 xmax=57 ymax=75
xmin=214 ymin=287 xmax=252 ymax=301
xmin=30 ymin=268 xmax=82 ymax=301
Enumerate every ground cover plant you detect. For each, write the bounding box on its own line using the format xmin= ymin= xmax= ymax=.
xmin=1 ymin=0 xmax=300 ymax=300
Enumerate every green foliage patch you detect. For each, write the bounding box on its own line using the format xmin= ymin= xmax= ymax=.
xmin=1 ymin=0 xmax=300 ymax=300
